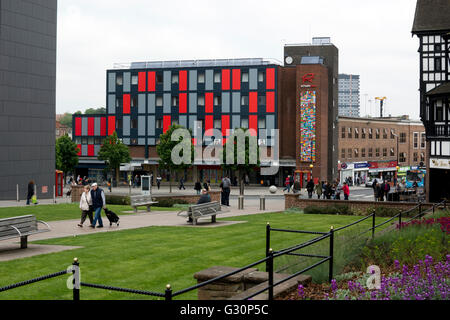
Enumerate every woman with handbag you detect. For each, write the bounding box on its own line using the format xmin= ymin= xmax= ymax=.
xmin=78 ymin=185 xmax=93 ymax=227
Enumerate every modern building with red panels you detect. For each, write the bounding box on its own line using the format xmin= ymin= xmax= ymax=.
xmin=72 ymin=39 xmax=339 ymax=186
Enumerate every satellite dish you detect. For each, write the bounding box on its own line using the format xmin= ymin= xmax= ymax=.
xmin=285 ymin=56 xmax=293 ymax=65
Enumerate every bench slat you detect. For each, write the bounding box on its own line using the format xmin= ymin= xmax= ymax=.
xmin=0 ymin=216 xmax=36 ymax=227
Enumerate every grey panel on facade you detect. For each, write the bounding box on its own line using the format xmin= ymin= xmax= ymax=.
xmin=81 ymin=118 xmax=88 ymax=135
xmin=163 ymin=71 xmax=171 ymax=91
xmin=189 ymin=93 xmax=197 ymax=113
xmin=232 ymin=115 xmax=241 ymax=129
xmin=205 ymin=70 xmax=213 ymax=90
xmin=108 ymin=94 xmax=115 ymax=114
xmin=163 ymin=93 xmax=171 ymax=113
xmin=138 ymin=116 xmax=146 ymax=136
xmin=138 ymin=94 xmax=146 ymax=114
xmin=148 ymin=94 xmax=155 ymax=113
xmin=148 ymin=116 xmax=155 ymax=136
xmin=123 ymin=72 xmax=131 ymax=92
xmin=232 ymin=92 xmax=241 ymax=113
xmin=81 ymin=145 xmax=88 ymax=157
xmin=123 ymin=116 xmax=130 ymax=136
xmin=189 ymin=70 xmax=197 ymax=91
xmin=138 ymin=138 xmax=145 ymax=145
xmin=179 ymin=115 xmax=187 ymax=128
xmin=249 ymin=69 xmax=258 ymax=90
xmin=94 ymin=118 xmax=101 ymax=136
xmin=108 ymin=73 xmax=116 ymax=93
xmin=189 ymin=115 xmax=196 ymax=131
xmin=94 ymin=145 xmax=101 ymax=156
xmin=148 ymin=138 xmax=155 ymax=145
xmin=266 ymin=115 xmax=275 ymax=131
xmin=222 ymin=92 xmax=230 ymax=112
xmin=123 ymin=138 xmax=130 ymax=145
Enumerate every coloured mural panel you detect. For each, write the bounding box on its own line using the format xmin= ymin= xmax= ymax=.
xmin=300 ymin=91 xmax=316 ymax=162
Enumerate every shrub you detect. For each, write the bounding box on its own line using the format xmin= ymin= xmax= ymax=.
xmin=105 ymin=195 xmax=130 ymax=205
xmin=155 ymin=198 xmax=189 ymax=207
xmin=304 ymin=205 xmax=352 ymax=215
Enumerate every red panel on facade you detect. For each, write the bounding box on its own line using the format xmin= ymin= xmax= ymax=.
xmin=232 ymin=69 xmax=241 ymax=90
xmin=222 ymin=115 xmax=230 ymax=137
xmin=205 ymin=115 xmax=213 ymax=134
xmin=205 ymin=92 xmax=214 ymax=113
xmin=138 ymin=72 xmax=146 ymax=92
xmin=249 ymin=92 xmax=258 ymax=113
xmin=88 ymin=117 xmax=95 ymax=136
xmin=179 ymin=93 xmax=187 ymax=113
xmin=77 ymin=144 xmax=82 ymax=156
xmin=148 ymin=71 xmax=156 ymax=92
xmin=249 ymin=115 xmax=258 ymax=136
xmin=179 ymin=70 xmax=187 ymax=91
xmin=266 ymin=68 xmax=275 ymax=90
xmin=108 ymin=116 xmax=116 ymax=135
xmin=88 ymin=145 xmax=94 ymax=157
xmin=123 ymin=94 xmax=130 ymax=114
xmin=163 ymin=115 xmax=171 ymax=133
xmin=266 ymin=91 xmax=275 ymax=113
xmin=100 ymin=117 xmax=106 ymax=136
xmin=75 ymin=117 xmax=82 ymax=136
xmin=222 ymin=69 xmax=230 ymax=90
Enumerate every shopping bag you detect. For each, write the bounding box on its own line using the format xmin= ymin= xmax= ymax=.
xmin=31 ymin=195 xmax=37 ymax=204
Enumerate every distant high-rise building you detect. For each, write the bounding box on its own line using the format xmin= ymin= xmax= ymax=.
xmin=338 ymin=74 xmax=360 ymax=117
xmin=0 ymin=0 xmax=58 ymax=200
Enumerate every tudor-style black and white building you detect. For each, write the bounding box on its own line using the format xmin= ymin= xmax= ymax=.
xmin=412 ymin=0 xmax=450 ymax=202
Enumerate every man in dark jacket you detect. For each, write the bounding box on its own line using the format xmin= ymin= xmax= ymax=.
xmin=90 ymin=183 xmax=106 ymax=228
xmin=188 ymin=189 xmax=211 ymax=223
xmin=306 ymin=179 xmax=315 ymax=199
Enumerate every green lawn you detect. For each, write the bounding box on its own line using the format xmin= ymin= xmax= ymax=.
xmin=0 ymin=203 xmax=181 ymax=222
xmin=0 ymin=210 xmax=389 ymax=300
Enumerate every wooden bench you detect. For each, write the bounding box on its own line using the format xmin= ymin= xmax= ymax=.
xmin=177 ymin=201 xmax=228 ymax=225
xmin=0 ymin=215 xmax=51 ymax=249
xmin=130 ymin=195 xmax=158 ymax=212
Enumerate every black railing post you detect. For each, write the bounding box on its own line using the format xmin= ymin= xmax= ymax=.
xmin=165 ymin=284 xmax=172 ymax=301
xmin=419 ymin=202 xmax=422 ymax=217
xmin=372 ymin=211 xmax=376 ymax=239
xmin=72 ymin=258 xmax=80 ymax=301
xmin=266 ymin=222 xmax=270 ymax=272
xmin=328 ymin=226 xmax=334 ymax=283
xmin=268 ymin=248 xmax=274 ymax=301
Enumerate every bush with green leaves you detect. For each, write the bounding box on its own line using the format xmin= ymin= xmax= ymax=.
xmin=303 ymin=204 xmax=353 ymax=215
xmin=155 ymin=198 xmax=189 ymax=207
xmin=105 ymin=195 xmax=130 ymax=205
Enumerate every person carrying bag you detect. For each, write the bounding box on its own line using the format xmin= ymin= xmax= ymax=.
xmin=78 ymin=185 xmax=94 ymax=227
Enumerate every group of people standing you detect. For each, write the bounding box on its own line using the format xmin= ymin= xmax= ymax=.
xmin=371 ymin=179 xmax=391 ymax=201
xmin=307 ymin=179 xmax=350 ymax=200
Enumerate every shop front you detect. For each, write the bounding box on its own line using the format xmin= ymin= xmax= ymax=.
xmin=367 ymin=160 xmax=398 ymax=186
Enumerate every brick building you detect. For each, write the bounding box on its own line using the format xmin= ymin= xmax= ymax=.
xmin=338 ymin=116 xmax=426 ymax=185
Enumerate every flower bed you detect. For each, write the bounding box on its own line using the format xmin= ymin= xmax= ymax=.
xmin=397 ymin=217 xmax=450 ymax=234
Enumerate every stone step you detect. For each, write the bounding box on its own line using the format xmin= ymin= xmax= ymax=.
xmin=229 ymin=272 xmax=311 ymax=300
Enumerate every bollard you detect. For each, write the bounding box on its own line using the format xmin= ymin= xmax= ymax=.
xmin=268 ymin=249 xmax=274 ymax=301
xmin=238 ymin=195 xmax=244 ymax=210
xmin=16 ymin=184 xmax=19 ymax=202
xmin=260 ymin=195 xmax=266 ymax=211
xmin=53 ymin=185 xmax=56 ymax=203
xmin=165 ymin=284 xmax=172 ymax=301
xmin=72 ymin=258 xmax=80 ymax=301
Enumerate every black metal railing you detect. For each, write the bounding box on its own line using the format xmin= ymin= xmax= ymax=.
xmin=0 ymin=199 xmax=446 ymax=301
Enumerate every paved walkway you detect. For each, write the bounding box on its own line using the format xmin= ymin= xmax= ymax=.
xmin=0 ymin=197 xmax=285 ymax=261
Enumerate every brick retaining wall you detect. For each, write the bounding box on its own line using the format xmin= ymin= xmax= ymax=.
xmin=285 ymin=194 xmax=434 ymax=213
xmin=153 ymin=191 xmax=221 ymax=204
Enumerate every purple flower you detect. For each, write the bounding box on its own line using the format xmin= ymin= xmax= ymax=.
xmin=297 ymin=284 xmax=305 ymax=299
xmin=394 ymin=260 xmax=400 ymax=269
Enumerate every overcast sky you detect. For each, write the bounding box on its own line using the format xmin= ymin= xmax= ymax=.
xmin=56 ymin=0 xmax=420 ymax=119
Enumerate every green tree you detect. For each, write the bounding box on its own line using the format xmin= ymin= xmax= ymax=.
xmin=156 ymin=124 xmax=194 ymax=193
xmin=85 ymin=107 xmax=106 ymax=114
xmin=59 ymin=112 xmax=73 ymax=128
xmin=222 ymin=128 xmax=260 ymax=195
xmin=97 ymin=132 xmax=131 ymax=185
xmin=55 ymin=134 xmax=79 ymax=180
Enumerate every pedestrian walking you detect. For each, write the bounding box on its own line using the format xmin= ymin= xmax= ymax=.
xmin=283 ymin=176 xmax=291 ymax=192
xmin=179 ymin=177 xmax=186 ymax=190
xmin=377 ymin=183 xmax=385 ymax=201
xmin=383 ymin=181 xmax=391 ymax=200
xmin=220 ymin=176 xmax=231 ymax=206
xmin=26 ymin=180 xmax=36 ymax=205
xmin=343 ymin=182 xmax=350 ymax=200
xmin=306 ymin=179 xmax=314 ymax=199
xmin=324 ymin=181 xmax=332 ymax=199
xmin=334 ymin=180 xmax=342 ymax=200
xmin=194 ymin=180 xmax=202 ymax=195
xmin=372 ymin=179 xmax=378 ymax=201
xmin=78 ymin=185 xmax=93 ymax=227
xmin=314 ymin=182 xmax=322 ymax=199
xmin=156 ymin=176 xmax=162 ymax=190
xmin=90 ymin=183 xmax=106 ymax=228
